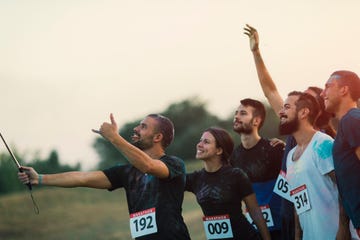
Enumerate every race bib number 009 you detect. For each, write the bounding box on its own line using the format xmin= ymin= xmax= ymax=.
xmin=202 ymin=214 xmax=233 ymax=239
xmin=129 ymin=208 xmax=157 ymax=238
xmin=290 ymin=184 xmax=311 ymax=215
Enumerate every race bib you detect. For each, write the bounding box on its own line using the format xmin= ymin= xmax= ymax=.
xmin=244 ymin=205 xmax=274 ymax=228
xmin=290 ymin=184 xmax=311 ymax=215
xmin=273 ymin=170 xmax=292 ymax=201
xmin=129 ymin=207 xmax=157 ymax=238
xmin=202 ymin=214 xmax=233 ymax=239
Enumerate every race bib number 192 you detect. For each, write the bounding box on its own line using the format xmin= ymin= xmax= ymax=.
xmin=202 ymin=214 xmax=233 ymax=239
xmin=129 ymin=208 xmax=157 ymax=238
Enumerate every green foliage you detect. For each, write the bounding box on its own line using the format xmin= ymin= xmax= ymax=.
xmin=93 ymin=97 xmax=236 ymax=168
xmin=30 ymin=150 xmax=81 ymax=174
xmin=164 ymin=97 xmax=231 ymax=160
xmin=92 ymin=97 xmax=283 ymax=169
xmin=0 ymin=185 xmax=205 ymax=240
xmin=0 ymin=153 xmax=24 ymax=194
xmin=259 ymin=105 xmax=283 ymax=140
xmin=0 ymin=150 xmax=80 ymax=195
xmin=0 ymin=97 xmax=282 ymax=195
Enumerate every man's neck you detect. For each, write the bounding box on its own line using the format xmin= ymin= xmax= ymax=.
xmin=145 ymin=148 xmax=165 ymax=160
xmin=335 ymin=101 xmax=357 ymax=120
xmin=293 ymin=127 xmax=316 ymax=147
xmin=240 ymin=132 xmax=261 ymax=149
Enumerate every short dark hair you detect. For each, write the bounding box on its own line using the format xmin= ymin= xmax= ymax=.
xmin=288 ymin=91 xmax=320 ymax=126
xmin=147 ymin=114 xmax=174 ymax=149
xmin=306 ymin=86 xmax=335 ymax=137
xmin=204 ymin=127 xmax=234 ymax=165
xmin=240 ymin=98 xmax=266 ymax=129
xmin=331 ymin=70 xmax=360 ymax=101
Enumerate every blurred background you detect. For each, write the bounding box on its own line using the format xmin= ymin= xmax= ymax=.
xmin=1 ymin=0 xmax=360 ymax=239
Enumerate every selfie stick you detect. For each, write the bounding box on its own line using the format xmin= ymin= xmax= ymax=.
xmin=0 ymin=132 xmax=32 ymax=190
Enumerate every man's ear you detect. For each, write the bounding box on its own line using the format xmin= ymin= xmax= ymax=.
xmin=340 ymin=85 xmax=349 ymax=97
xmin=253 ymin=116 xmax=262 ymax=127
xmin=299 ymin=108 xmax=309 ymax=119
xmin=153 ymin=133 xmax=163 ymax=143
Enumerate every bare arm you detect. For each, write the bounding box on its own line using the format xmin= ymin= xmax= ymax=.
xmin=244 ymin=24 xmax=284 ymax=115
xmin=294 ymin=208 xmax=302 ymax=240
xmin=355 ymin=146 xmax=360 ymax=162
xmin=94 ymin=113 xmax=169 ymax=178
xmin=328 ymin=171 xmax=351 ymax=240
xmin=243 ymin=193 xmax=271 ymax=240
xmin=18 ymin=166 xmax=112 ymax=189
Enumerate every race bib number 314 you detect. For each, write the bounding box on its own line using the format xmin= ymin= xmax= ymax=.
xmin=290 ymin=184 xmax=311 ymax=215
xmin=130 ymin=208 xmax=157 ymax=238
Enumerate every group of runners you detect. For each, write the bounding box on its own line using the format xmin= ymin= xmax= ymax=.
xmin=18 ymin=25 xmax=360 ymax=240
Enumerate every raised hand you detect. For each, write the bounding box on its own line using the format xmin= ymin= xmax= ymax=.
xmin=92 ymin=113 xmax=119 ymax=142
xmin=244 ymin=24 xmax=259 ymax=52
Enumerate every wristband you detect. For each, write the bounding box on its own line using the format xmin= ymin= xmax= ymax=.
xmin=38 ymin=174 xmax=43 ymax=186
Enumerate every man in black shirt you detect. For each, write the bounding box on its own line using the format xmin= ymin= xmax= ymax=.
xmin=229 ymin=98 xmax=283 ymax=239
xmin=18 ymin=113 xmax=190 ymax=240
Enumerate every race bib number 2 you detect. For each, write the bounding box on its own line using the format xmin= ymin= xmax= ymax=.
xmin=203 ymin=214 xmax=233 ymax=239
xmin=290 ymin=184 xmax=311 ymax=215
xmin=245 ymin=205 xmax=274 ymax=228
xmin=129 ymin=208 xmax=157 ymax=238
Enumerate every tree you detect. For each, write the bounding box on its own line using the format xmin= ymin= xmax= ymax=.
xmin=92 ymin=97 xmax=234 ymax=168
xmin=0 ymin=152 xmax=24 ymax=194
xmin=92 ymin=97 xmax=283 ymax=169
xmin=0 ymin=150 xmax=80 ymax=195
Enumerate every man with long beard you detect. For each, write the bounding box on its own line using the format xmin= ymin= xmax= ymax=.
xmin=279 ymin=91 xmax=343 ymax=239
xmin=229 ymin=98 xmax=283 ymax=239
xmin=18 ymin=113 xmax=191 ymax=240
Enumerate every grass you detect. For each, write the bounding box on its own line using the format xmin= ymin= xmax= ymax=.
xmin=0 ymin=160 xmax=206 ymax=240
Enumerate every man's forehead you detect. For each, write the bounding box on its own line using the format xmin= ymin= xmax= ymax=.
xmin=140 ymin=116 xmax=156 ymax=125
xmin=238 ymin=104 xmax=254 ymax=111
xmin=285 ymin=95 xmax=298 ymax=105
xmin=327 ymin=74 xmax=341 ymax=84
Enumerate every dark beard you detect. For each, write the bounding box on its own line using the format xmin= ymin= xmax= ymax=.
xmin=132 ymin=136 xmax=154 ymax=150
xmin=132 ymin=140 xmax=152 ymax=150
xmin=279 ymin=117 xmax=299 ymax=135
xmin=233 ymin=122 xmax=253 ymax=134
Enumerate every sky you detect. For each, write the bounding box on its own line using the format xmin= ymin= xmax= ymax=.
xmin=1 ymin=0 xmax=359 ymax=170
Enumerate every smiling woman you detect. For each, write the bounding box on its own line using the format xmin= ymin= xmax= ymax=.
xmin=185 ymin=127 xmax=271 ymax=240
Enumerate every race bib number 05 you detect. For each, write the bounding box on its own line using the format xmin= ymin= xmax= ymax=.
xmin=202 ymin=214 xmax=233 ymax=239
xmin=130 ymin=208 xmax=157 ymax=238
xmin=273 ymin=170 xmax=292 ymax=202
xmin=290 ymin=184 xmax=311 ymax=215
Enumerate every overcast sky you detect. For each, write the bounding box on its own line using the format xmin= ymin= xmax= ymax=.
xmin=1 ymin=0 xmax=359 ymax=170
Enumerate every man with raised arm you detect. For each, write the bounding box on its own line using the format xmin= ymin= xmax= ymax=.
xmin=243 ymin=24 xmax=337 ymax=240
xmin=18 ymin=113 xmax=191 ymax=240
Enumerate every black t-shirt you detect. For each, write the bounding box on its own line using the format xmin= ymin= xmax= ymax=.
xmin=229 ymin=138 xmax=283 ymax=183
xmin=103 ymin=155 xmax=190 ymax=240
xmin=185 ymin=165 xmax=259 ymax=240
xmin=333 ymin=108 xmax=360 ymax=228
xmin=229 ymin=138 xmax=283 ymax=231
